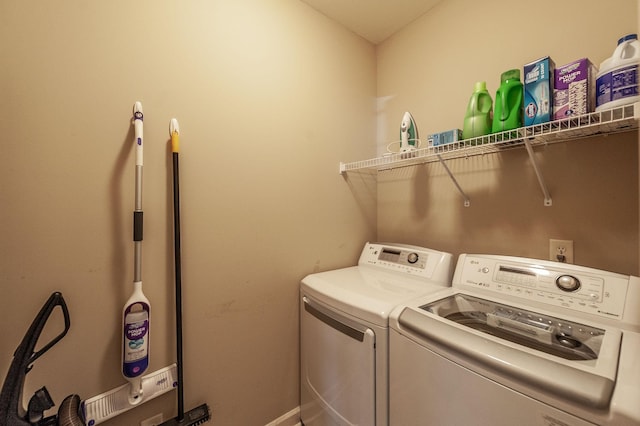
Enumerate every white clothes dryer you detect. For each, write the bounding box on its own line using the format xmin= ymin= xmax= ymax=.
xmin=300 ymin=242 xmax=453 ymax=426
xmin=389 ymin=254 xmax=640 ymax=425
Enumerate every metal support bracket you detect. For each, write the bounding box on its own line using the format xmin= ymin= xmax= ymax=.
xmin=437 ymin=155 xmax=470 ymax=207
xmin=523 ymin=139 xmax=552 ymax=206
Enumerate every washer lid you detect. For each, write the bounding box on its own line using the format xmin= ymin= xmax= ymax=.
xmin=391 ymin=288 xmax=623 ymax=409
xmin=395 ymin=301 xmax=621 ymax=408
xmin=301 ymin=265 xmax=450 ymax=327
xmin=423 ymin=293 xmax=605 ymax=361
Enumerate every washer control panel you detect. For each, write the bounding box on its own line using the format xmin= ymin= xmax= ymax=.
xmin=456 ymin=254 xmax=631 ymax=320
xmin=494 ymin=265 xmax=600 ymax=301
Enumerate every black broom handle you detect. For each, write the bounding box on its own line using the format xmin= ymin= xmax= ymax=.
xmin=172 ymin=150 xmax=185 ymax=420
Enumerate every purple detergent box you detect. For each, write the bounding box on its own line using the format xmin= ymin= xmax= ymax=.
xmin=553 ymin=58 xmax=596 ymax=120
xmin=524 ymin=56 xmax=555 ymax=125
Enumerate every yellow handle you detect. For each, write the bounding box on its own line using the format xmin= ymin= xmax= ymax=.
xmin=171 ymin=131 xmax=180 ymax=153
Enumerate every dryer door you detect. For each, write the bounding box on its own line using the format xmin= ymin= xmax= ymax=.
xmin=301 ymin=295 xmax=376 ymax=426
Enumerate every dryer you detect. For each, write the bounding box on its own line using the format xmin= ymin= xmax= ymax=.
xmin=300 ymin=242 xmax=453 ymax=426
xmin=389 ymin=254 xmax=640 ymax=425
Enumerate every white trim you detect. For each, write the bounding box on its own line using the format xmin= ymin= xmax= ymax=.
xmin=265 ymin=406 xmax=301 ymax=426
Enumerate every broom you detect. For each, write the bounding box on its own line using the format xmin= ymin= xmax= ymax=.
xmin=160 ymin=119 xmax=211 ymax=426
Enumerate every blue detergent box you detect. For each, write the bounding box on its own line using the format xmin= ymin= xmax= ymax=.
xmin=428 ymin=129 xmax=463 ymax=146
xmin=524 ymin=56 xmax=556 ymax=125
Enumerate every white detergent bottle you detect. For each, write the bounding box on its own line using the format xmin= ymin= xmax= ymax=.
xmin=596 ymin=34 xmax=640 ymax=111
xmin=598 ymin=35 xmax=626 ymax=78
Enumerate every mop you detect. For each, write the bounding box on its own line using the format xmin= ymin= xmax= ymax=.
xmin=122 ymin=101 xmax=151 ymax=403
xmin=160 ymin=119 xmax=211 ymax=426
xmin=80 ymin=103 xmax=177 ymax=425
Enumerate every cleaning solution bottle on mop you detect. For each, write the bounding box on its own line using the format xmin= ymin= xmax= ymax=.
xmin=492 ymin=69 xmax=523 ymax=134
xmin=596 ymin=34 xmax=640 ymax=111
xmin=123 ymin=292 xmax=150 ymax=400
xmin=463 ymin=81 xmax=493 ymax=143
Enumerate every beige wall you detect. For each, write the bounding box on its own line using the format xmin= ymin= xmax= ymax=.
xmin=2 ymin=1 xmax=640 ymax=424
xmin=0 ymin=1 xmax=376 ymax=425
xmin=376 ymin=0 xmax=640 ymax=275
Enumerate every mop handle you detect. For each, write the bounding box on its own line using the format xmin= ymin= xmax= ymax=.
xmin=133 ymin=102 xmax=144 ymax=282
xmin=134 ymin=102 xmax=144 ymax=168
xmin=170 ymin=118 xmax=185 ymax=419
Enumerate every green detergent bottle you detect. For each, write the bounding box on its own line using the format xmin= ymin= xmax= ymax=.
xmin=492 ymin=69 xmax=523 ymax=133
xmin=463 ymin=81 xmax=493 ymax=143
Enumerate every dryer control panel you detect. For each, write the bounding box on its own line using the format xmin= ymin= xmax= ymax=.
xmin=454 ymin=254 xmax=632 ymax=320
xmin=358 ymin=243 xmax=453 ymax=286
xmin=377 ymin=247 xmax=427 ymax=269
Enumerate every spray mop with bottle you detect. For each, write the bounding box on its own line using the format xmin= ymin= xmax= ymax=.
xmin=524 ymin=56 xmax=555 ymax=126
xmin=122 ymin=101 xmax=150 ymax=403
xmin=80 ymin=103 xmax=177 ymax=426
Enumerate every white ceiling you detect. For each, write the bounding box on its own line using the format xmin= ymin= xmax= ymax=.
xmin=300 ymin=0 xmax=442 ymax=44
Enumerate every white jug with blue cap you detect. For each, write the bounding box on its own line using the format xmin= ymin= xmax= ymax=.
xmin=596 ymin=34 xmax=640 ymax=111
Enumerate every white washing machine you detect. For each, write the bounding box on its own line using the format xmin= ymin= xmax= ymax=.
xmin=389 ymin=254 xmax=640 ymax=425
xmin=300 ymin=242 xmax=453 ymax=426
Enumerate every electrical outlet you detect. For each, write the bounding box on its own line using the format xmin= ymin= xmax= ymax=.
xmin=549 ymin=239 xmax=574 ymax=263
xmin=141 ymin=413 xmax=163 ymax=426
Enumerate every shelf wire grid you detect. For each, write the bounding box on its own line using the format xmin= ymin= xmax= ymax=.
xmin=340 ymin=103 xmax=639 ymax=174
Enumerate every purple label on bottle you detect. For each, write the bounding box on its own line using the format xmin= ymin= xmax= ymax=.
xmin=123 ymin=307 xmax=149 ymax=378
xmin=125 ymin=320 xmax=148 ymax=340
xmin=596 ymin=73 xmax=611 ymax=107
xmin=597 ymin=64 xmax=639 ymax=107
xmin=611 ymin=65 xmax=639 ymax=101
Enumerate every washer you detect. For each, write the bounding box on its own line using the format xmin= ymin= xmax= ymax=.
xmin=300 ymin=242 xmax=453 ymax=426
xmin=389 ymin=254 xmax=640 ymax=425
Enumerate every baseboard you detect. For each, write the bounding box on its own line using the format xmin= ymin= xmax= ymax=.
xmin=265 ymin=406 xmax=300 ymax=426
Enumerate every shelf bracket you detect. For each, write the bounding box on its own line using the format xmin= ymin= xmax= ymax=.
xmin=523 ymin=139 xmax=552 ymax=206
xmin=436 ymin=155 xmax=470 ymax=207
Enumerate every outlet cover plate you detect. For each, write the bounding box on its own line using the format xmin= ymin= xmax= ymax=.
xmin=549 ymin=239 xmax=574 ymax=263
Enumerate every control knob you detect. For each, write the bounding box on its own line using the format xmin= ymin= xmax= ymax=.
xmin=556 ymin=275 xmax=581 ymax=292
xmin=407 ymin=252 xmax=419 ymax=264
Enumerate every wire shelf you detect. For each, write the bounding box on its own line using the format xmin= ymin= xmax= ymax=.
xmin=339 ymin=102 xmax=639 ymax=174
